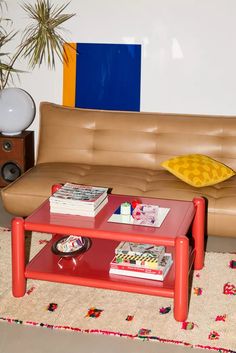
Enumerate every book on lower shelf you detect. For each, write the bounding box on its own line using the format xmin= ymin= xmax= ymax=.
xmin=113 ymin=241 xmax=165 ymax=269
xmin=109 ymin=253 xmax=173 ymax=281
xmin=115 ymin=241 xmax=165 ymax=258
xmin=49 ymin=183 xmax=108 ymax=216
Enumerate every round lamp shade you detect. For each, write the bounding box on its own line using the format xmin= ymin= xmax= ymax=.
xmin=0 ymin=88 xmax=35 ymax=136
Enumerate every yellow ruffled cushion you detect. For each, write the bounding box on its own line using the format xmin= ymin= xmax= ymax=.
xmin=161 ymin=154 xmax=235 ymax=187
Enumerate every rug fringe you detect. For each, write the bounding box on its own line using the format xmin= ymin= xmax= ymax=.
xmin=0 ymin=316 xmax=235 ymax=353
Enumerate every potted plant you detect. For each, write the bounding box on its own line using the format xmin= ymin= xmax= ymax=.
xmin=0 ymin=0 xmax=75 ymax=135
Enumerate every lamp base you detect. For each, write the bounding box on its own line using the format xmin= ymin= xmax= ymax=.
xmin=2 ymin=131 xmax=22 ymax=136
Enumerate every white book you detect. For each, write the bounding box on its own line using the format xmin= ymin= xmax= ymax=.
xmin=50 ymin=196 xmax=108 ymax=217
xmin=50 ymin=192 xmax=107 ymax=211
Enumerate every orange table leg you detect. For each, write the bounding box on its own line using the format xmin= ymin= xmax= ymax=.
xmin=174 ymin=236 xmax=189 ymax=322
xmin=192 ymin=197 xmax=205 ymax=270
xmin=12 ymin=217 xmax=26 ymax=297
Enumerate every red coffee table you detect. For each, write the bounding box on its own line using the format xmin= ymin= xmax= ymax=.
xmin=11 ymin=192 xmax=205 ymax=322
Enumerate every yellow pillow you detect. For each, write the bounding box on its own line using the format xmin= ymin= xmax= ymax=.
xmin=161 ymin=154 xmax=235 ymax=187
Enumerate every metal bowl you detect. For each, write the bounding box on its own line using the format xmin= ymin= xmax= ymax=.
xmin=51 ymin=236 xmax=91 ymax=257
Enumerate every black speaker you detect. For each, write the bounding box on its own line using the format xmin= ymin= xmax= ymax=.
xmin=1 ymin=162 xmax=22 ymax=182
xmin=0 ymin=131 xmax=34 ymax=187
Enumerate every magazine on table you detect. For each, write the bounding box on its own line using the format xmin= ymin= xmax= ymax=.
xmin=50 ymin=183 xmax=108 ymax=203
xmin=49 ymin=183 xmax=108 ymax=216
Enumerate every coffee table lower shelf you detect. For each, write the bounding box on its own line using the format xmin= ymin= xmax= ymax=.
xmin=25 ymin=235 xmax=177 ymax=298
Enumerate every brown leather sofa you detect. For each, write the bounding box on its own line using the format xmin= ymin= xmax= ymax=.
xmin=2 ymin=101 xmax=236 ymax=238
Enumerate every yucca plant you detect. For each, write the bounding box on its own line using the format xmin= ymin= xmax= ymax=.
xmin=0 ymin=0 xmax=75 ymax=90
xmin=0 ymin=0 xmax=19 ymax=87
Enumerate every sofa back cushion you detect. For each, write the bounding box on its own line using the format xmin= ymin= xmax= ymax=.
xmin=37 ymin=102 xmax=236 ymax=171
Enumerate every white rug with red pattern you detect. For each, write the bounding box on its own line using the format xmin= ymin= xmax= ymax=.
xmin=0 ymin=227 xmax=235 ymax=352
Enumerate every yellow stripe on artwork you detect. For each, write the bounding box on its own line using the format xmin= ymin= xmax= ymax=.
xmin=63 ymin=42 xmax=77 ymax=107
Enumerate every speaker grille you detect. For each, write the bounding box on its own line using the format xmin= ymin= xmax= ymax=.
xmin=1 ymin=162 xmax=21 ymax=182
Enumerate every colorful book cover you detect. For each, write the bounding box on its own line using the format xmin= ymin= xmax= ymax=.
xmin=115 ymin=241 xmax=165 ymax=258
xmin=114 ymin=252 xmax=167 ymax=269
xmin=110 ymin=254 xmax=172 ymax=273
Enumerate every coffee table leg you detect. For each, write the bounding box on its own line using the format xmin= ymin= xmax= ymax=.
xmin=12 ymin=217 xmax=26 ymax=297
xmin=192 ymin=197 xmax=205 ymax=270
xmin=174 ymin=236 xmax=189 ymax=322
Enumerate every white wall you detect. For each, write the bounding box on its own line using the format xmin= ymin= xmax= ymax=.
xmin=5 ymin=0 xmax=236 ymax=148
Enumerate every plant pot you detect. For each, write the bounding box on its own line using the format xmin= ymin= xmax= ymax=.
xmin=0 ymin=88 xmax=36 ymax=136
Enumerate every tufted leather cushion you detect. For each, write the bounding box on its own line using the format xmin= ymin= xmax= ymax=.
xmin=37 ymin=102 xmax=236 ymax=172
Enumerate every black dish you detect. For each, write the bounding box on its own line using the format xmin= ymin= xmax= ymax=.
xmin=51 ymin=236 xmax=91 ymax=257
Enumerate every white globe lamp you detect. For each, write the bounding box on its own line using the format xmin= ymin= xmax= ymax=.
xmin=0 ymin=88 xmax=35 ymax=136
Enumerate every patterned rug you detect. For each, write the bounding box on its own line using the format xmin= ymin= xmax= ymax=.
xmin=0 ymin=227 xmax=235 ymax=352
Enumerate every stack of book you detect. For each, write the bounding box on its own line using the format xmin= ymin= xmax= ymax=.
xmin=49 ymin=183 xmax=108 ymax=217
xmin=109 ymin=241 xmax=173 ymax=281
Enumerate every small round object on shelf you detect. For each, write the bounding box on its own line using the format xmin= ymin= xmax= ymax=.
xmin=51 ymin=235 xmax=91 ymax=257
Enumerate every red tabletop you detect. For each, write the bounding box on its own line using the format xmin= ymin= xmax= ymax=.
xmin=25 ymin=194 xmax=195 ymax=246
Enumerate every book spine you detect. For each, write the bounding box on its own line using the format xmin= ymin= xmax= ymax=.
xmin=110 ymin=263 xmax=164 ymax=274
xmin=109 ymin=268 xmax=165 ymax=281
